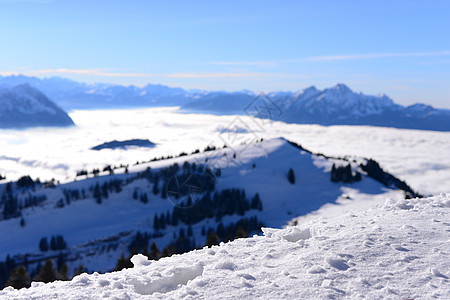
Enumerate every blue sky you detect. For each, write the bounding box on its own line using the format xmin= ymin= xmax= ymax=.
xmin=0 ymin=0 xmax=449 ymax=107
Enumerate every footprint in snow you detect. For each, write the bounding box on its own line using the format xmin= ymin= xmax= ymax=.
xmin=237 ymin=273 xmax=256 ymax=281
xmin=308 ymin=266 xmax=326 ymax=274
xmin=326 ymin=257 xmax=350 ymax=271
xmin=215 ymin=260 xmax=237 ymax=271
xmin=431 ymin=268 xmax=449 ymax=279
xmin=391 ymin=244 xmax=410 ymax=252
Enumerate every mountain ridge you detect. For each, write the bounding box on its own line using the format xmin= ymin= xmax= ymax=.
xmin=0 ymin=84 xmax=75 ymax=129
xmin=1 ymin=75 xmax=449 ymax=131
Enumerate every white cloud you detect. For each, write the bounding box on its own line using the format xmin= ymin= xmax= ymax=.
xmin=300 ymin=51 xmax=450 ymax=62
xmin=1 ymin=68 xmax=303 ymax=80
xmin=0 ymin=0 xmax=54 ymax=3
xmin=207 ymin=51 xmax=450 ymax=66
xmin=165 ymin=72 xmax=263 ymax=79
xmin=27 ymin=68 xmax=152 ymax=78
xmin=210 ymin=61 xmax=277 ymax=67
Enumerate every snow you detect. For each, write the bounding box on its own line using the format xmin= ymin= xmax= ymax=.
xmin=0 ymin=84 xmax=57 ymax=115
xmin=0 ymin=137 xmax=405 ymax=269
xmin=2 ymin=194 xmax=449 ymax=299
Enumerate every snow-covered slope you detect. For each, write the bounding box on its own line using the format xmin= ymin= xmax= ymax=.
xmin=0 ymin=84 xmax=74 ymax=129
xmin=2 ymin=194 xmax=449 ymax=299
xmin=0 ymin=138 xmax=416 ymax=279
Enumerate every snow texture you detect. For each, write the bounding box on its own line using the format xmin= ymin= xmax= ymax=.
xmin=2 ymin=194 xmax=449 ymax=299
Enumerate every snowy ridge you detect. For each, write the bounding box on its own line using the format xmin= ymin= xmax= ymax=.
xmin=0 ymin=84 xmax=74 ymax=128
xmin=182 ymin=84 xmax=450 ymax=131
xmin=2 ymin=194 xmax=449 ymax=299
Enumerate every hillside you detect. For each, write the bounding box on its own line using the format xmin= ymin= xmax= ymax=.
xmin=0 ymin=84 xmax=75 ymax=129
xmin=2 ymin=194 xmax=449 ymax=299
xmin=0 ymin=138 xmax=419 ymax=288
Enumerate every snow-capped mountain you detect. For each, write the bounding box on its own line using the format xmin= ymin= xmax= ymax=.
xmin=1 ymin=75 xmax=449 ymax=131
xmin=0 ymin=138 xmax=419 ymax=288
xmin=2 ymin=193 xmax=449 ymax=299
xmin=0 ymin=75 xmax=193 ymax=110
xmin=0 ymin=84 xmax=74 ymax=129
xmin=183 ymin=84 xmax=450 ymax=131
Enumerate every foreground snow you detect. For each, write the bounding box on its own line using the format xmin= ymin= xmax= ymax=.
xmin=3 ymin=194 xmax=449 ymax=299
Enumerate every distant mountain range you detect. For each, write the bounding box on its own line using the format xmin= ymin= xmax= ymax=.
xmin=0 ymin=84 xmax=74 ymax=129
xmin=182 ymin=84 xmax=450 ymax=131
xmin=0 ymin=75 xmax=193 ymax=110
xmin=1 ymin=75 xmax=449 ymax=131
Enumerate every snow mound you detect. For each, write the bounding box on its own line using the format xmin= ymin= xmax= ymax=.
xmin=2 ymin=194 xmax=449 ymax=299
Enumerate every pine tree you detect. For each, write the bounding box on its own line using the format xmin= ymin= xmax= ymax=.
xmin=288 ymin=168 xmax=295 ymax=184
xmin=148 ymin=242 xmax=160 ymax=260
xmin=235 ymin=225 xmax=248 ymax=239
xmin=216 ymin=223 xmax=225 ymax=239
xmin=171 ymin=211 xmax=178 ymax=226
xmin=73 ymin=264 xmax=87 ymax=277
xmin=140 ymin=193 xmax=148 ymax=204
xmin=205 ymin=231 xmax=219 ymax=248
xmin=93 ymin=183 xmax=102 ymax=204
xmin=57 ymin=263 xmax=69 ymax=281
xmin=50 ymin=236 xmax=56 ymax=251
xmin=161 ymin=185 xmax=167 ymax=199
xmin=160 ymin=213 xmax=166 ymax=229
xmin=152 ymin=176 xmax=160 ymax=195
xmin=114 ymin=253 xmax=133 ymax=271
xmin=153 ymin=214 xmax=160 ymax=230
xmin=161 ymin=244 xmax=177 ymax=258
xmin=165 ymin=211 xmax=171 ymax=226
xmin=251 ymin=193 xmax=262 ymax=211
xmin=201 ymin=226 xmax=206 ymax=236
xmin=101 ymin=183 xmax=109 ymax=199
xmin=6 ymin=265 xmax=30 ymax=289
xmin=331 ymin=163 xmax=336 ymax=181
xmin=33 ymin=259 xmax=57 ymax=283
xmin=39 ymin=237 xmax=49 ymax=252
xmin=142 ymin=244 xmax=149 ymax=257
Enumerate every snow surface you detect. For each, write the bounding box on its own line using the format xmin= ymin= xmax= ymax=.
xmin=2 ymin=194 xmax=449 ymax=299
xmin=0 ymin=107 xmax=449 ymax=196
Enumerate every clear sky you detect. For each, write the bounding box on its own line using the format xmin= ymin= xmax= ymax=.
xmin=0 ymin=0 xmax=449 ymax=108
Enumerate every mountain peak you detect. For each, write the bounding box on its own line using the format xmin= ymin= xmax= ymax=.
xmin=332 ymin=83 xmax=352 ymax=93
xmin=0 ymin=84 xmax=75 ymax=128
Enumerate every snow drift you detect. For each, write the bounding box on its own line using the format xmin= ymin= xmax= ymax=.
xmin=2 ymin=194 xmax=449 ymax=299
